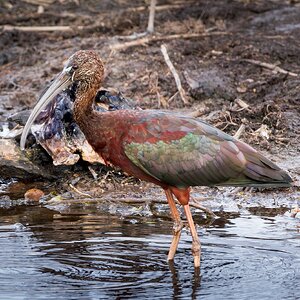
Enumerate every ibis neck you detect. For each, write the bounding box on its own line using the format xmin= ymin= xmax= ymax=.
xmin=73 ymin=85 xmax=97 ymax=127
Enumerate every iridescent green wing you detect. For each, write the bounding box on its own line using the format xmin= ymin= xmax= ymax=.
xmin=123 ymin=114 xmax=247 ymax=188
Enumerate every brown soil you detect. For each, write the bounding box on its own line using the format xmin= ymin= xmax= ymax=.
xmin=0 ymin=0 xmax=299 ymax=198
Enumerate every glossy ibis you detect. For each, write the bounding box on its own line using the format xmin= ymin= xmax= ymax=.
xmin=20 ymin=50 xmax=292 ymax=268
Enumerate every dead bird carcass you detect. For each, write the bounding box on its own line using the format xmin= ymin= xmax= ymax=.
xmin=22 ymin=84 xmax=136 ymax=165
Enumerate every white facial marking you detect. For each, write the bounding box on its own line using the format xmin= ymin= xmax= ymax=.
xmin=64 ymin=66 xmax=72 ymax=74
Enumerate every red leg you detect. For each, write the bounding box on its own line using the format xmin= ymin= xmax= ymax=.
xmin=183 ymin=204 xmax=201 ymax=268
xmin=170 ymin=187 xmax=201 ymax=268
xmin=165 ymin=189 xmax=183 ymax=261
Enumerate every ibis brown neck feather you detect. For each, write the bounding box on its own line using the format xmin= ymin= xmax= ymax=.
xmin=72 ymin=53 xmax=104 ymax=128
xmin=73 ymin=83 xmax=98 ymax=127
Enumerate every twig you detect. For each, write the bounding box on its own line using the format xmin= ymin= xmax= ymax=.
xmin=167 ymin=91 xmax=179 ymax=103
xmin=99 ymin=195 xmax=215 ymax=216
xmin=234 ymin=124 xmax=246 ymax=139
xmin=124 ymin=2 xmax=197 ymax=13
xmin=69 ymin=184 xmax=93 ymax=198
xmin=189 ymin=201 xmax=217 ymax=219
xmin=161 ymin=44 xmax=188 ymax=105
xmin=88 ymin=166 xmax=98 ymax=180
xmin=243 ymin=59 xmax=298 ymax=77
xmin=110 ymin=31 xmax=228 ymax=50
xmin=147 ymin=0 xmax=157 ymax=33
xmin=111 ymin=36 xmax=150 ymax=49
xmin=21 ymin=0 xmax=54 ymax=5
xmin=235 ymin=98 xmax=249 ymax=110
xmin=1 ymin=25 xmax=84 ymax=32
xmin=114 ymin=32 xmax=149 ymax=41
xmin=107 ymin=197 xmax=216 ymax=219
xmin=107 ymin=198 xmax=166 ymax=204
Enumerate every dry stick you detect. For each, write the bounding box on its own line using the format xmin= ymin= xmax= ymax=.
xmin=243 ymin=59 xmax=298 ymax=77
xmin=189 ymin=201 xmax=217 ymax=219
xmin=1 ymin=25 xmax=84 ymax=32
xmin=111 ymin=36 xmax=150 ymax=49
xmin=235 ymin=98 xmax=249 ymax=110
xmin=124 ymin=2 xmax=197 ymax=13
xmin=107 ymin=198 xmax=166 ymax=204
xmin=88 ymin=166 xmax=98 ymax=180
xmin=167 ymin=91 xmax=179 ymax=103
xmin=2 ymin=12 xmax=91 ymax=24
xmin=69 ymin=184 xmax=93 ymax=198
xmin=61 ymin=185 xmax=216 ymax=217
xmin=161 ymin=44 xmax=188 ymax=105
xmin=54 ymin=196 xmax=215 ymax=219
xmin=234 ymin=124 xmax=246 ymax=139
xmin=147 ymin=0 xmax=157 ymax=33
xmin=110 ymin=31 xmax=228 ymax=50
xmin=21 ymin=0 xmax=54 ymax=5
xmin=65 ymin=195 xmax=215 ymax=217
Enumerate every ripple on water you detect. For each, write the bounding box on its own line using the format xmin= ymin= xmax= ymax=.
xmin=0 ymin=208 xmax=299 ymax=299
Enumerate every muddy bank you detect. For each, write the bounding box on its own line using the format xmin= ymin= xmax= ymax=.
xmin=0 ymin=0 xmax=299 ymax=204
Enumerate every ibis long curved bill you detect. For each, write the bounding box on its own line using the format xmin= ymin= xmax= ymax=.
xmin=20 ymin=69 xmax=72 ymax=150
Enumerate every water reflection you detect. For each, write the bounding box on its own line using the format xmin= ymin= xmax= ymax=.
xmin=0 ymin=203 xmax=299 ymax=299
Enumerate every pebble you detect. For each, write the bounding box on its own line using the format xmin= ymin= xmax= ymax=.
xmin=24 ymin=188 xmax=45 ymax=202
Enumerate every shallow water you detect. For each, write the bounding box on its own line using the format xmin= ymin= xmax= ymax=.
xmin=0 ymin=198 xmax=299 ymax=300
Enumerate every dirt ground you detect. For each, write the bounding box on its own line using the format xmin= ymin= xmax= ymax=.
xmin=0 ymin=0 xmax=299 ymax=201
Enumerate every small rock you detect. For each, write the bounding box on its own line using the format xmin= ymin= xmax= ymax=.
xmin=24 ymin=188 xmax=45 ymax=202
xmin=184 ymin=68 xmax=236 ymax=100
xmin=0 ymin=138 xmax=54 ymax=180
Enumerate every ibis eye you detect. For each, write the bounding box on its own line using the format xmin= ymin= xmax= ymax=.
xmin=72 ymin=65 xmax=79 ymax=70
